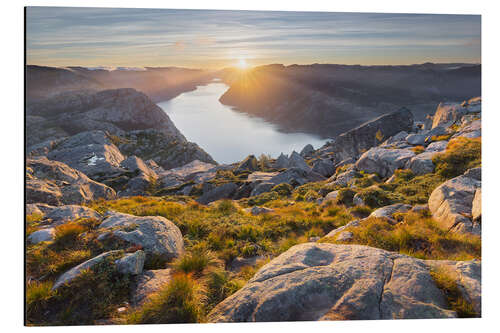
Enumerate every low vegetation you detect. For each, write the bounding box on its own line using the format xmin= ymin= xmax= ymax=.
xmin=433 ymin=137 xmax=481 ymax=179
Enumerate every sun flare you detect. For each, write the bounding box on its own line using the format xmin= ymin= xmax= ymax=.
xmin=237 ymin=58 xmax=248 ymax=69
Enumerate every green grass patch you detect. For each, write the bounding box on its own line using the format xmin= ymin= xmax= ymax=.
xmin=433 ymin=137 xmax=481 ymax=179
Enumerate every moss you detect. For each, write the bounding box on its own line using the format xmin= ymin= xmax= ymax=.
xmin=430 ymin=267 xmax=479 ymax=317
xmin=433 ymin=137 xmax=481 ymax=179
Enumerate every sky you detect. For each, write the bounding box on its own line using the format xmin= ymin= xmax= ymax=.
xmin=26 ymin=7 xmax=481 ymax=69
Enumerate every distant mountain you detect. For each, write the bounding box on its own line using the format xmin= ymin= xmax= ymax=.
xmin=26 ymin=65 xmax=216 ymax=103
xmin=218 ymin=63 xmax=481 ymax=138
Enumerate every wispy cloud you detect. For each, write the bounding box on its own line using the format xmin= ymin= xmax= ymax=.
xmin=26 ymin=7 xmax=481 ymax=68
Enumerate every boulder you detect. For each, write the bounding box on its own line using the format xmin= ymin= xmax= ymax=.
xmin=26 ymin=157 xmax=116 ymax=205
xmin=408 ymin=152 xmax=436 ymax=175
xmin=472 ymin=188 xmax=481 ymax=222
xmin=370 ymin=204 xmax=412 ymax=223
xmin=46 ymin=130 xmax=126 ymax=179
xmin=269 ymin=168 xmax=325 ymax=187
xmin=245 ymin=206 xmax=275 ymax=216
xmin=300 ymin=144 xmax=315 ymax=157
xmin=432 ymin=102 xmax=466 ymax=129
xmin=115 ymin=250 xmax=145 ymax=275
xmin=355 ymin=147 xmax=415 ymax=178
xmin=28 ymin=228 xmax=56 ymax=244
xmin=327 ymin=169 xmax=358 ymax=187
xmin=329 ymin=108 xmax=414 ymax=164
xmin=334 ymin=157 xmax=355 ymax=170
xmin=288 ymin=151 xmax=311 ymax=171
xmin=324 ymin=190 xmax=339 ymax=202
xmin=406 ymin=133 xmax=427 ymax=146
xmin=250 ymin=182 xmax=275 ymax=197
xmin=197 ymin=182 xmax=239 ymax=205
xmin=325 ymin=220 xmax=361 ymax=239
xmin=120 ymin=155 xmax=157 ymax=179
xmin=311 ymin=159 xmax=335 ymax=177
xmin=208 ymin=243 xmax=479 ymax=322
xmin=43 ymin=205 xmax=101 ymax=225
xmin=428 ymin=168 xmax=481 ymax=234
xmin=273 ymin=153 xmax=289 ymax=169
xmin=131 ymin=269 xmax=173 ymax=306
xmin=235 ymin=155 xmax=259 ymax=173
xmin=425 ymin=141 xmax=448 ymax=152
xmin=98 ymin=212 xmax=184 ymax=259
xmin=229 ymin=256 xmax=266 ymax=272
xmin=26 ymin=203 xmax=55 ymax=216
xmin=383 ymin=131 xmax=408 ymax=145
xmin=52 ymin=251 xmax=121 ymax=290
xmin=353 ymin=193 xmax=365 ymax=206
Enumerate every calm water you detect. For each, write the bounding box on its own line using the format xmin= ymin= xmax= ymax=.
xmin=157 ymin=82 xmax=328 ymax=164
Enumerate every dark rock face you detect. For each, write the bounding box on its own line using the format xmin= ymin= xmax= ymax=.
xmin=327 ymin=108 xmax=414 ymax=164
xmin=269 ymin=167 xmax=325 ymax=187
xmin=26 ymin=157 xmax=116 ymax=205
xmin=235 ymin=155 xmax=259 ymax=174
xmin=197 ymin=183 xmax=239 ymax=205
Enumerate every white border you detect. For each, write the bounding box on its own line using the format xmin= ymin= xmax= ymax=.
xmin=2 ymin=1 xmax=499 ymax=332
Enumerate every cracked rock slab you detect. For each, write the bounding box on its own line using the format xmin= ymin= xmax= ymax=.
xmin=208 ymin=243 xmax=480 ymax=322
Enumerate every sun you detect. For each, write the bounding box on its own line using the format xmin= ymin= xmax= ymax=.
xmin=237 ymin=58 xmax=248 ymax=69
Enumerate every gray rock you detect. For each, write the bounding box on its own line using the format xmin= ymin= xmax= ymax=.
xmin=383 ymin=131 xmax=409 ymax=145
xmin=370 ymin=203 xmax=412 ymax=223
xmin=453 ymin=130 xmax=481 ymax=139
xmin=406 ymin=133 xmax=427 ymax=146
xmin=353 ymin=193 xmax=365 ymax=206
xmin=46 ymin=130 xmax=126 ymax=179
xmin=229 ymin=256 xmax=266 ymax=272
xmin=247 ymin=171 xmax=279 ymax=183
xmin=428 ymin=168 xmax=481 ymax=234
xmin=328 ymin=108 xmax=414 ymax=164
xmin=432 ymin=102 xmax=467 ymax=129
xmin=115 ymin=250 xmax=145 ymax=275
xmin=269 ymin=168 xmax=325 ymax=187
xmin=412 ymin=204 xmax=429 ymax=213
xmin=99 ymin=212 xmax=184 ymax=259
xmin=26 ymin=157 xmax=116 ymax=205
xmin=245 ymin=206 xmax=275 ymax=216
xmin=425 ymin=141 xmax=448 ymax=152
xmin=273 ymin=153 xmax=289 ymax=169
xmin=120 ymin=155 xmax=157 ymax=179
xmin=235 ymin=155 xmax=259 ymax=173
xmin=325 ymin=220 xmax=361 ymax=238
xmin=52 ymin=251 xmax=121 ymax=290
xmin=311 ymin=159 xmax=335 ymax=177
xmin=288 ymin=151 xmax=311 ymax=171
xmin=26 ymin=203 xmax=55 ymax=216
xmin=197 ymin=182 xmax=238 ymax=205
xmin=300 ymin=144 xmax=315 ymax=157
xmin=28 ymin=228 xmax=56 ymax=244
xmin=327 ymin=169 xmax=358 ymax=187
xmin=324 ymin=190 xmax=339 ymax=202
xmin=334 ymin=158 xmax=355 ymax=170
xmin=408 ymin=152 xmax=436 ymax=175
xmin=355 ymin=147 xmax=415 ymax=178
xmin=131 ymin=269 xmax=172 ymax=306
xmin=250 ymin=182 xmax=275 ymax=197
xmin=44 ymin=205 xmax=101 ymax=225
xmin=209 ymin=243 xmax=478 ymax=322
xmin=472 ymin=188 xmax=481 ymax=222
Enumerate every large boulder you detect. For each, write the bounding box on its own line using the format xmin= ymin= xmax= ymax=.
xmin=43 ymin=205 xmax=102 ymax=225
xmin=311 ymin=159 xmax=335 ymax=177
xmin=326 ymin=168 xmax=358 ymax=187
xmin=273 ymin=153 xmax=289 ymax=169
xmin=235 ymin=155 xmax=259 ymax=174
xmin=269 ymin=168 xmax=325 ymax=187
xmin=208 ymin=243 xmax=480 ymax=322
xmin=197 ymin=183 xmax=239 ymax=205
xmin=98 ymin=212 xmax=184 ymax=259
xmin=355 ymin=147 xmax=415 ymax=178
xmin=300 ymin=144 xmax=315 ymax=157
xmin=26 ymin=157 xmax=116 ymax=205
xmin=428 ymin=168 xmax=481 ymax=234
xmin=408 ymin=152 xmax=436 ymax=175
xmin=328 ymin=108 xmax=414 ymax=164
xmin=45 ymin=130 xmax=125 ymax=179
xmin=432 ymin=98 xmax=481 ymax=129
xmin=288 ymin=151 xmax=311 ymax=171
xmin=28 ymin=228 xmax=56 ymax=244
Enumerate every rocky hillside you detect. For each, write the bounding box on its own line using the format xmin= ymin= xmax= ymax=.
xmin=26 ymin=96 xmax=481 ymax=325
xmin=219 ymin=63 xmax=481 ymax=138
xmin=26 ymin=65 xmax=215 ymax=103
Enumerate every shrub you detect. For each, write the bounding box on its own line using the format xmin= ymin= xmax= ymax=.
xmin=433 ymin=137 xmax=481 ymax=179
xmin=172 ymin=249 xmax=217 ymax=276
xmin=52 ymin=223 xmax=86 ymax=249
xmin=271 ymin=183 xmax=293 ymax=196
xmin=216 ymin=200 xmax=238 ymax=214
xmin=430 ymin=267 xmax=478 ymax=317
xmin=26 ymin=281 xmax=55 ymax=322
xmin=349 ymin=205 xmax=373 ymax=218
xmin=204 ymin=269 xmax=243 ymax=309
xmin=127 ymin=273 xmax=206 ymax=324
xmin=336 ymin=188 xmax=356 ymax=206
xmin=379 ymin=171 xmax=443 ymax=205
xmin=355 ymin=186 xmax=397 ymax=208
xmin=247 ymin=191 xmax=279 ymax=206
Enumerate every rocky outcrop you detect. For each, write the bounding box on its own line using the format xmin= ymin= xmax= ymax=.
xmin=209 ymin=243 xmax=480 ymax=322
xmin=28 ymin=228 xmax=56 ymax=244
xmin=117 ymin=129 xmax=216 ymax=170
xmin=115 ymin=250 xmax=145 ymax=275
xmin=327 ymin=108 xmax=414 ymax=164
xmin=42 ymin=205 xmax=101 ymax=225
xmin=432 ymin=98 xmax=481 ymax=129
xmin=408 ymin=152 xmax=436 ymax=175
xmin=26 ymin=157 xmax=116 ymax=205
xmin=235 ymin=155 xmax=259 ymax=174
xmin=428 ymin=167 xmax=481 ymax=234
xmin=197 ymin=183 xmax=239 ymax=205
xmin=269 ymin=168 xmax=325 ymax=187
xmin=98 ymin=212 xmax=184 ymax=259
xmin=311 ymin=159 xmax=335 ymax=177
xmin=288 ymin=151 xmax=311 ymax=171
xmin=273 ymin=153 xmax=289 ymax=169
xmin=300 ymin=144 xmax=315 ymax=157
xmin=355 ymin=147 xmax=415 ymax=178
